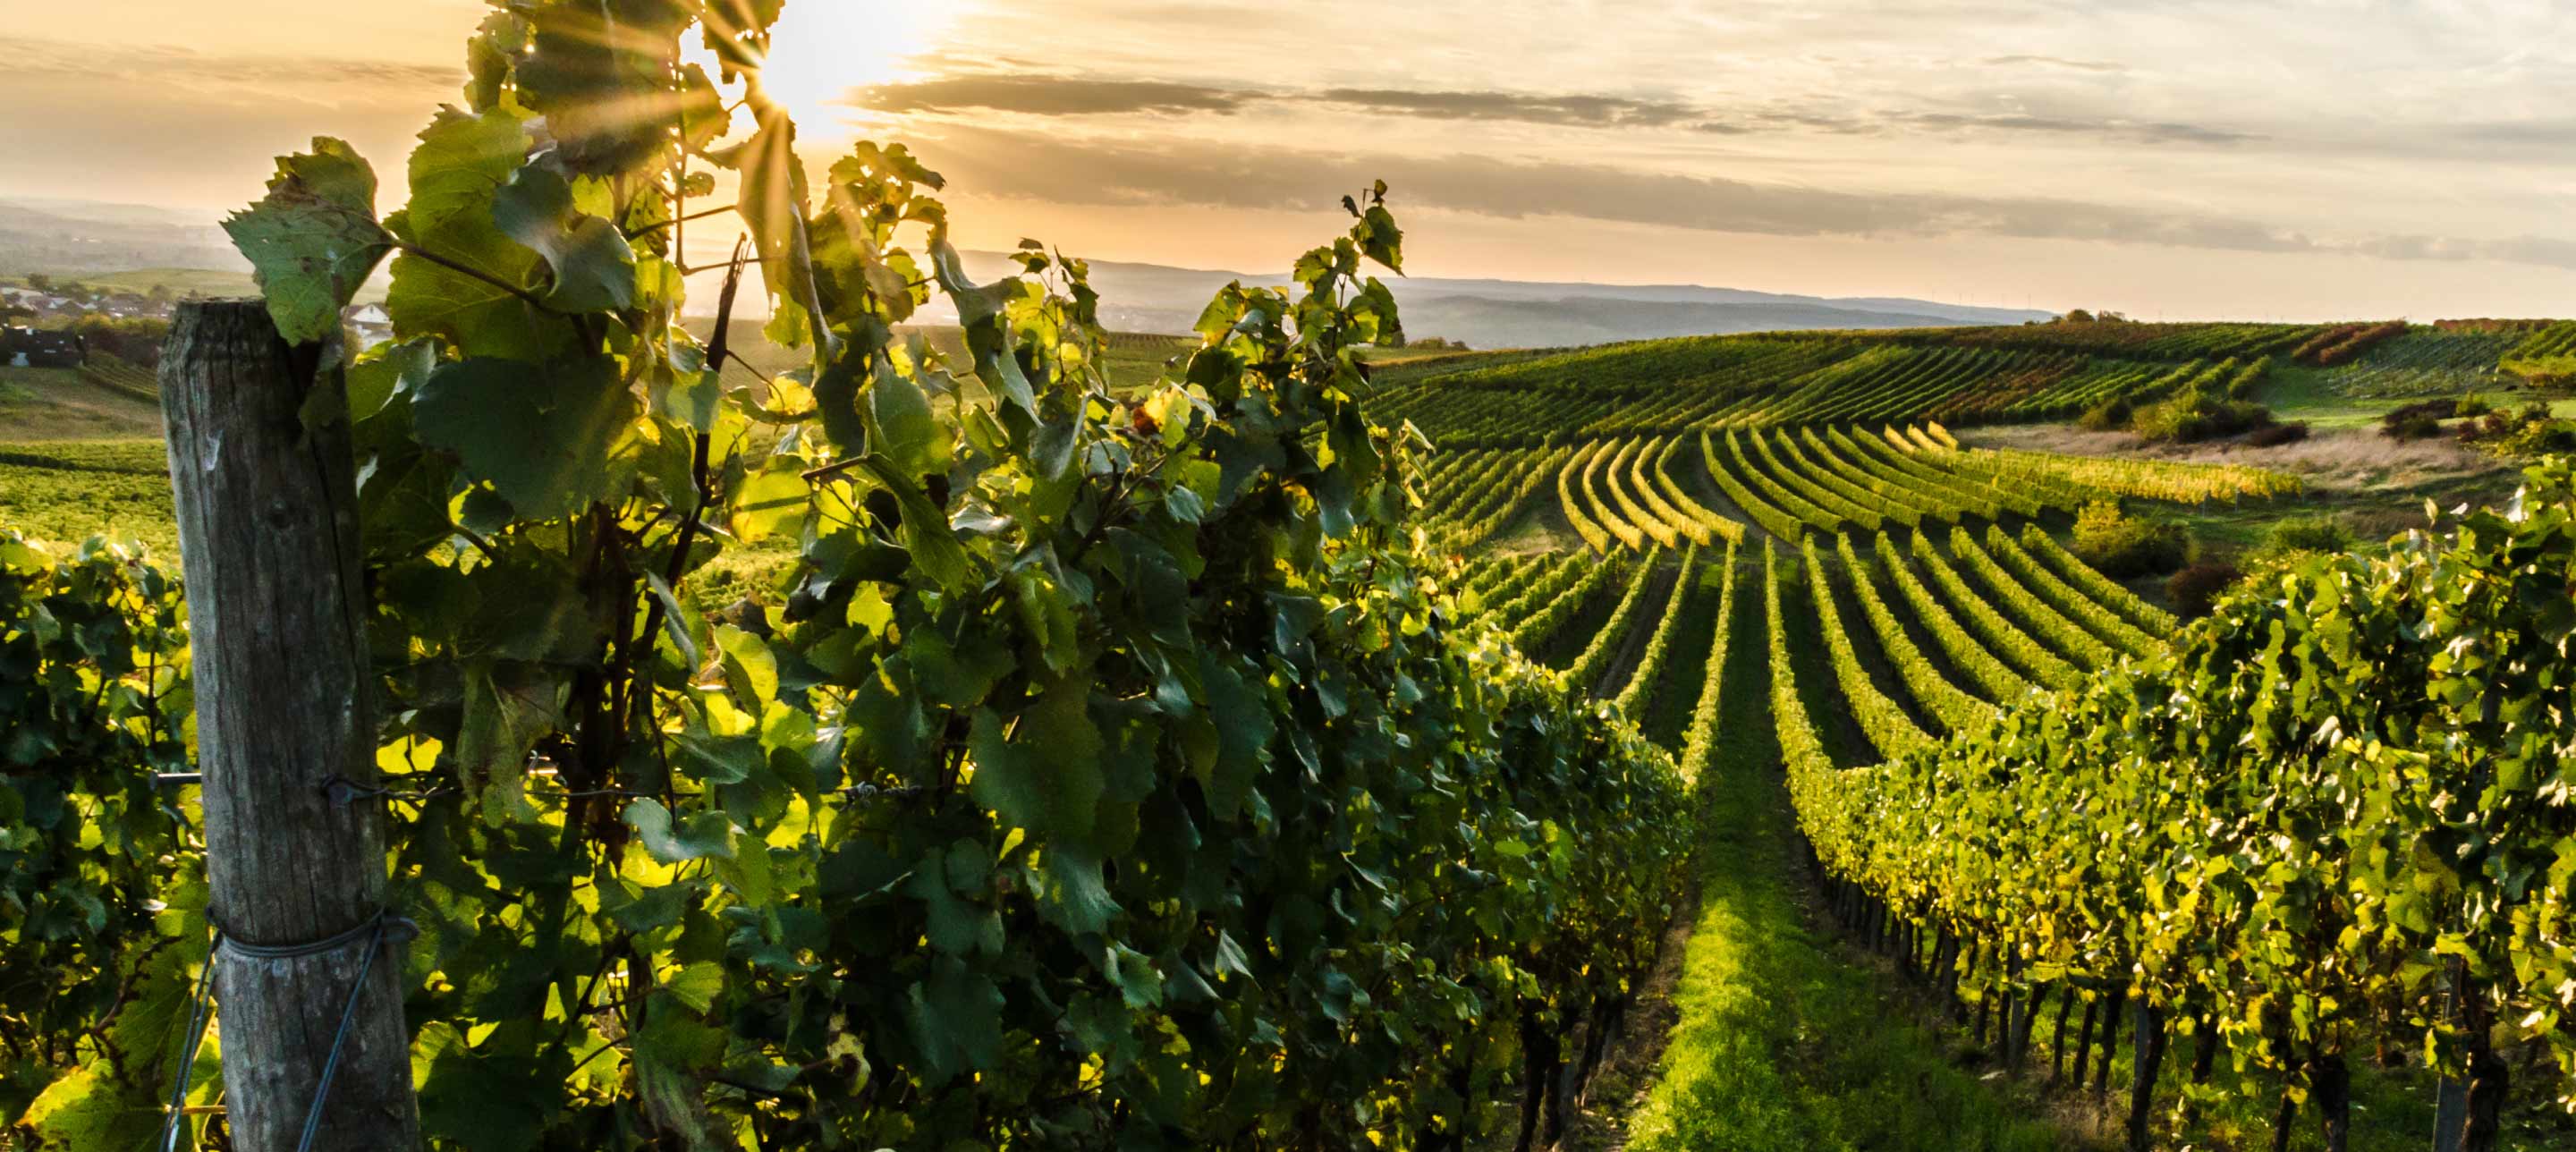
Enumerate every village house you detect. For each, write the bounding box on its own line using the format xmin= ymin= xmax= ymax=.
xmin=346 ymin=302 xmax=394 ymax=346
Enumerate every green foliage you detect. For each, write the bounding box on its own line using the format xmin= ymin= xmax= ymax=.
xmin=1627 ymin=724 xmax=2062 ymax=1152
xmin=1873 ymin=529 xmax=2032 ymax=705
xmin=2075 ymin=394 xmax=2131 ymax=431
xmin=2130 ymin=381 xmax=2272 ymax=444
xmin=2462 ymin=399 xmax=2576 ymax=460
xmin=1611 ymin=545 xmax=1704 ymax=716
xmin=2070 ymin=500 xmax=2187 ymax=578
xmin=1833 ymin=533 xmax=1993 ymax=733
xmin=1787 ymin=456 xmax=2576 ymax=1118
xmin=2494 ymin=417 xmax=2576 ymax=458
xmin=2016 ymin=522 xmax=2174 ymax=634
xmin=0 ymin=534 xmax=200 ymax=1134
xmin=1945 ymin=525 xmax=2118 ymax=669
xmin=1906 ymin=530 xmax=2079 ymax=692
xmin=13 ymin=7 xmax=1689 ymax=1148
xmin=2244 ymin=419 xmax=2308 ymax=446
xmin=2161 ymin=560 xmax=2241 ymax=620
xmin=64 ymin=316 xmax=172 ymax=368
xmin=1978 ymin=524 xmax=2159 ymax=659
xmin=2499 ymin=320 xmax=2576 ymax=385
xmin=1795 ymin=536 xmax=1928 ymax=758
xmin=1563 ymin=546 xmax=1667 ymax=690
xmin=222 ymin=138 xmax=394 ymax=343
xmin=2259 ymin=512 xmax=2354 ymax=557
xmin=0 ymin=442 xmax=177 ymax=556
xmin=1513 ymin=546 xmax=1631 ymax=652
xmin=2381 ymin=399 xmax=2453 ymax=441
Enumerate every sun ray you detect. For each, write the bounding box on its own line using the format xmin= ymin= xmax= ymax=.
xmin=753 ymin=2 xmax=968 ymax=133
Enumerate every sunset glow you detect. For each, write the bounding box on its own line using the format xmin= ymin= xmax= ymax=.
xmin=755 ymin=2 xmax=968 ymax=131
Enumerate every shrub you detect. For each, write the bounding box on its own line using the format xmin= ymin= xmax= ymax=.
xmin=2072 ymin=500 xmax=2189 ymax=577
xmin=2245 ymin=421 xmax=2309 ymax=447
xmin=2496 ymin=419 xmax=2576 ymax=458
xmin=2379 ymin=400 xmax=2451 ymax=441
xmin=2165 ymin=561 xmax=2244 ymax=619
xmin=64 ymin=313 xmax=171 ymax=368
xmin=2385 ymin=413 xmax=2445 ymax=440
xmin=2454 ymin=393 xmax=2493 ymax=418
xmin=2132 ymin=386 xmax=2272 ymax=444
xmin=2077 ymin=396 xmax=2133 ymax=431
xmin=2263 ymin=513 xmax=2353 ymax=556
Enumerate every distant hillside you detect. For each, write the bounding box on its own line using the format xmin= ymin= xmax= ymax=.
xmin=0 ymin=196 xmax=2052 ymax=348
xmin=0 ymin=199 xmax=240 ymax=279
xmin=937 ymin=251 xmax=2050 ymax=350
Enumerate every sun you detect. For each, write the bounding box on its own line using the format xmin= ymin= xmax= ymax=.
xmin=753 ymin=1 xmax=964 ymax=131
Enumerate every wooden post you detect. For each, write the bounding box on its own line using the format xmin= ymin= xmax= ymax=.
xmin=158 ymin=301 xmax=420 ymax=1150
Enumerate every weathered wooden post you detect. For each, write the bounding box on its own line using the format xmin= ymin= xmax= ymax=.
xmin=158 ymin=300 xmax=419 ymax=1150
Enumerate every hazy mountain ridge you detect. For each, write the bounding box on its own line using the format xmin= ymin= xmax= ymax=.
xmin=0 ymin=197 xmax=2052 ymax=345
xmin=0 ymin=199 xmax=242 ymax=280
xmin=950 ymin=251 xmax=2050 ymax=348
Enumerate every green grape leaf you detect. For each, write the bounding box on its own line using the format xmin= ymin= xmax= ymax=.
xmin=661 ymin=961 xmax=727 ymax=1013
xmin=967 ymin=681 xmax=1102 ymax=842
xmin=224 ymin=137 xmax=394 ymax=343
xmin=492 ymin=162 xmax=637 ymax=311
xmin=714 ymin=623 xmax=779 ymax=709
xmin=514 ymin=4 xmax=671 ymax=175
xmin=1199 ymin=656 xmax=1275 ymax=818
xmin=1357 ymin=201 xmax=1404 ymax=273
xmin=928 ymin=237 xmax=1037 ymax=416
xmin=869 ymin=367 xmax=942 ymax=478
xmin=734 ymin=104 xmax=817 ymax=344
xmin=24 ymin=1063 xmax=166 ymax=1151
xmin=456 ymin=668 xmax=555 ymax=827
xmin=1030 ymin=845 xmax=1123 ymax=937
xmin=347 ymin=337 xmax=438 ymax=422
xmin=1103 ymin=943 xmax=1164 ymax=1009
xmin=673 ymin=733 xmax=763 ymax=785
xmin=412 ymin=357 xmax=635 ymax=520
xmin=858 ymin=456 xmax=973 ymax=591
xmin=624 ymin=799 xmax=736 ymax=864
xmin=657 ymin=358 xmax=722 ymax=433
xmin=902 ymin=959 xmax=1004 ymax=1086
xmin=727 ymin=462 xmax=809 ymax=545
xmin=413 ymin=1023 xmax=551 ymax=1152
xmin=633 ymin=1040 xmax=724 ymax=1151
xmin=385 ymin=106 xmax=558 ymax=360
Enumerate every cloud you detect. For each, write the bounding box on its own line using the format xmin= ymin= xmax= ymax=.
xmin=852 ymin=74 xmax=1250 ymax=116
xmin=2 ymin=36 xmax=459 ymax=91
xmin=1897 ymin=112 xmax=2259 ymax=146
xmin=851 ymin=71 xmax=2260 ymax=150
xmin=852 ymin=73 xmax=1704 ymax=130
xmin=912 ymin=125 xmax=2576 ymax=271
xmin=1690 ymin=103 xmax=2257 ymax=146
xmin=1982 ymin=54 xmax=2127 ymax=73
xmin=1311 ymin=89 xmax=1699 ymax=128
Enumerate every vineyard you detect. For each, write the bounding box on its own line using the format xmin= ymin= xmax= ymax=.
xmin=1368 ymin=321 xmax=2345 ymax=437
xmin=6 ymin=6 xmax=2576 ymax=1150
xmin=1362 ymin=303 xmax=2574 ymax=1147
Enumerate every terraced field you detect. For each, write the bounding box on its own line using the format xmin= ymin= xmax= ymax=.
xmin=1370 ymin=320 xmax=2334 ymax=443
xmin=1385 ymin=316 xmax=2574 ymax=1149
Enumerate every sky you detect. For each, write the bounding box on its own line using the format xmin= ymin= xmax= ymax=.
xmin=4 ymin=0 xmax=2574 ymax=320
